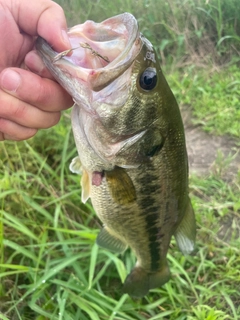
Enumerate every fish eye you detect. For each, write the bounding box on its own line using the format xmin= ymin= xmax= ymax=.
xmin=139 ymin=67 xmax=157 ymax=91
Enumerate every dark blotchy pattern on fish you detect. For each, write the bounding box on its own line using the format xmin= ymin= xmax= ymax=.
xmin=100 ymin=94 xmax=159 ymax=136
xmin=137 ymin=164 xmax=161 ymax=272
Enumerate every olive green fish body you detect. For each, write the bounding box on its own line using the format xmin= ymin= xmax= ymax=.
xmin=89 ymin=85 xmax=191 ymax=297
xmin=36 ymin=13 xmax=196 ymax=298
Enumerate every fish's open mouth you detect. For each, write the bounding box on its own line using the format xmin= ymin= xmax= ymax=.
xmin=61 ymin=15 xmax=137 ymax=70
xmin=36 ymin=13 xmax=142 ymax=94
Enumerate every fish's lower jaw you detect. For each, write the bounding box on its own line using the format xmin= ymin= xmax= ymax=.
xmin=122 ymin=265 xmax=170 ymax=298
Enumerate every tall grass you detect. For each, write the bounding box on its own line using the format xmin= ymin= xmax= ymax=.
xmin=57 ymin=0 xmax=240 ymax=66
xmin=169 ymin=64 xmax=240 ymax=138
xmin=0 ymin=0 xmax=240 ymax=319
xmin=1 ymin=127 xmax=239 ymax=319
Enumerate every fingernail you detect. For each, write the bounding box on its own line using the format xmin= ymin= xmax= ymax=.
xmin=0 ymin=69 xmax=21 ymax=92
xmin=61 ymin=29 xmax=71 ymax=48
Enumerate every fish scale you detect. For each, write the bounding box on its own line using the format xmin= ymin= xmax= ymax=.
xmin=36 ymin=12 xmax=196 ymax=298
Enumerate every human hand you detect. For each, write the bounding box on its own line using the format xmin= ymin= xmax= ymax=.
xmin=0 ymin=0 xmax=73 ymax=141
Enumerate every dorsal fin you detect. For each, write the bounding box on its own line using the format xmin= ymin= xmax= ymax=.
xmin=174 ymin=198 xmax=196 ymax=255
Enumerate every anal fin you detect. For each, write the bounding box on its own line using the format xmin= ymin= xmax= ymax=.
xmin=96 ymin=226 xmax=127 ymax=253
xmin=105 ymin=167 xmax=136 ymax=205
xmin=174 ymin=198 xmax=196 ymax=255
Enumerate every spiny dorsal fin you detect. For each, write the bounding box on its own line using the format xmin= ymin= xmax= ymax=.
xmin=105 ymin=167 xmax=136 ymax=205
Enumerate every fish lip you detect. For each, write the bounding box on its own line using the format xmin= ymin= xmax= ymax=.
xmin=36 ymin=13 xmax=141 ymax=105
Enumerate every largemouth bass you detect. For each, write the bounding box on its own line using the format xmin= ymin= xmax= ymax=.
xmin=36 ymin=13 xmax=196 ymax=298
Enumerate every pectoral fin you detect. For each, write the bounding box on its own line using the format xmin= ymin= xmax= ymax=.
xmin=174 ymin=198 xmax=196 ymax=255
xmin=96 ymin=226 xmax=128 ymax=253
xmin=69 ymin=156 xmax=82 ymax=174
xmin=105 ymin=167 xmax=136 ymax=205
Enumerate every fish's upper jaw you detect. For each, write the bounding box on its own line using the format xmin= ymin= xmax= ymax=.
xmin=36 ymin=13 xmax=142 ymax=112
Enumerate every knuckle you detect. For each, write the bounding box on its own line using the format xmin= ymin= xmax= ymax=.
xmin=12 ymin=101 xmax=28 ymax=119
xmin=32 ymin=78 xmax=73 ymax=112
xmin=34 ymin=81 xmax=48 ymax=106
xmin=34 ymin=79 xmax=58 ymax=109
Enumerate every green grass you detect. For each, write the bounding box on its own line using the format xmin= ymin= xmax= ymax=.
xmin=1 ymin=0 xmax=240 ymax=319
xmin=56 ymin=0 xmax=240 ymax=65
xmin=56 ymin=0 xmax=240 ymax=138
xmin=169 ymin=65 xmax=240 ymax=138
xmin=1 ymin=126 xmax=240 ymax=319
xmin=1 ymin=129 xmax=240 ymax=319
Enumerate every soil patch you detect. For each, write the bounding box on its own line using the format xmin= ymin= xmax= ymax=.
xmin=182 ymin=107 xmax=240 ymax=181
xmin=182 ymin=107 xmax=240 ymax=243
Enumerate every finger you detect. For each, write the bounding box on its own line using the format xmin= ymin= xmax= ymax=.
xmin=12 ymin=0 xmax=71 ymax=52
xmin=0 ymin=90 xmax=61 ymax=129
xmin=0 ymin=68 xmax=73 ymax=112
xmin=24 ymin=50 xmax=56 ymax=79
xmin=0 ymin=95 xmax=61 ymax=129
xmin=0 ymin=118 xmax=37 ymax=141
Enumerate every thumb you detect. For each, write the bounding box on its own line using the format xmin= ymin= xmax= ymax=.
xmin=11 ymin=0 xmax=71 ymax=52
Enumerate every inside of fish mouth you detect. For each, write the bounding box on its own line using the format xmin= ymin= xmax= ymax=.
xmin=63 ymin=24 xmax=129 ymax=70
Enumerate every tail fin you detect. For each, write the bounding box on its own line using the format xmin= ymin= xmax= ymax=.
xmin=123 ymin=264 xmax=170 ymax=298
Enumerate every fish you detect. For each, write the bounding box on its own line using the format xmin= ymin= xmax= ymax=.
xmin=36 ymin=12 xmax=196 ymax=298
